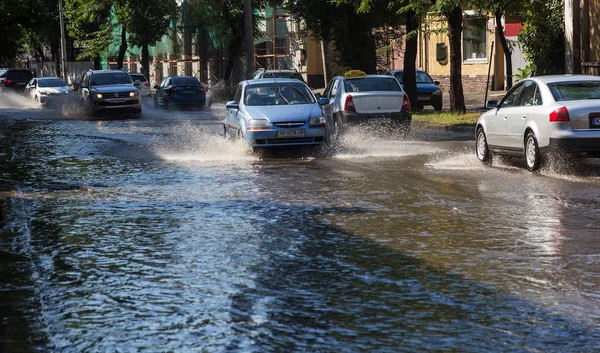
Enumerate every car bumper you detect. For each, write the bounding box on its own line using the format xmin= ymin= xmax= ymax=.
xmin=245 ymin=127 xmax=327 ymax=147
xmin=91 ymin=98 xmax=142 ymax=112
xmin=339 ymin=110 xmax=412 ymax=127
xmin=169 ymin=95 xmax=206 ymax=105
xmin=416 ymin=94 xmax=442 ymax=107
xmin=546 ymin=137 xmax=600 ymax=156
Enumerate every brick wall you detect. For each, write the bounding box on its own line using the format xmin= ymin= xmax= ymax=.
xmin=431 ymin=74 xmax=493 ymax=93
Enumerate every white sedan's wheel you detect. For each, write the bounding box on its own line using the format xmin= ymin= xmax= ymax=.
xmin=476 ymin=128 xmax=491 ymax=164
xmin=525 ymin=132 xmax=542 ymax=172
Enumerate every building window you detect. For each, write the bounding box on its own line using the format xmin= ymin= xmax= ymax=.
xmin=463 ymin=17 xmax=487 ymax=61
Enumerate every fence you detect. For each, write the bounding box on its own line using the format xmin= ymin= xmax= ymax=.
xmin=36 ymin=61 xmax=93 ymax=85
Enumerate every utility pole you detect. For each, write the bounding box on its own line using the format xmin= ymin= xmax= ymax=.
xmin=58 ymin=0 xmax=68 ymax=81
xmin=244 ymin=0 xmax=254 ymax=79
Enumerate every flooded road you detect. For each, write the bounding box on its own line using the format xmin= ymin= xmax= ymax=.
xmin=1 ymin=95 xmax=600 ymax=352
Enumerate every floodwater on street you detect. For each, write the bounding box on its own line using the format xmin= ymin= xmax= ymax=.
xmin=1 ymin=92 xmax=600 ymax=352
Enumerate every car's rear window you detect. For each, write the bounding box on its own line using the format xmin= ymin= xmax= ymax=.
xmin=245 ymin=83 xmax=315 ymax=106
xmin=171 ymin=77 xmax=201 ymax=86
xmin=38 ymin=78 xmax=68 ymax=87
xmin=92 ymin=72 xmax=133 ymax=85
xmin=548 ymin=81 xmax=600 ymax=101
xmin=129 ymin=74 xmax=147 ymax=82
xmin=393 ymin=71 xmax=434 ymax=84
xmin=6 ymin=70 xmax=33 ymax=81
xmin=344 ymin=77 xmax=402 ymax=92
xmin=262 ymin=72 xmax=305 ymax=82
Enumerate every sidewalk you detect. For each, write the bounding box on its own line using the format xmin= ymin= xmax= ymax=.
xmin=450 ymin=90 xmax=505 ymax=112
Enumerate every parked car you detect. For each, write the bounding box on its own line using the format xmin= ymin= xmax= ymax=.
xmin=251 ymin=68 xmax=306 ymax=83
xmin=319 ymin=70 xmax=411 ymax=140
xmin=128 ymin=73 xmax=151 ymax=97
xmin=0 ymin=68 xmax=34 ymax=93
xmin=475 ymin=75 xmax=600 ymax=172
xmin=77 ymin=69 xmax=142 ymax=116
xmin=385 ymin=69 xmax=443 ymax=111
xmin=223 ymin=78 xmax=329 ymax=149
xmin=153 ymin=76 xmax=206 ymax=109
xmin=25 ymin=77 xmax=73 ymax=104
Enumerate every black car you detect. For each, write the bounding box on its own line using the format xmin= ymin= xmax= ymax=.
xmin=0 ymin=68 xmax=34 ymax=93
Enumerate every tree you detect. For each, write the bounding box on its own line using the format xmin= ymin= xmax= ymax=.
xmin=123 ymin=0 xmax=178 ymax=80
xmin=518 ymin=0 xmax=564 ymax=76
xmin=64 ymin=0 xmax=113 ymax=68
xmin=191 ymin=0 xmax=268 ymax=84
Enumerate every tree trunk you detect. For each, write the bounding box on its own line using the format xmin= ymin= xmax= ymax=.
xmin=321 ymin=39 xmax=332 ymax=86
xmin=495 ymin=9 xmax=513 ymax=89
xmin=403 ymin=10 xmax=419 ymax=110
xmin=446 ymin=6 xmax=466 ymax=114
xmin=140 ymin=43 xmax=150 ymax=80
xmin=117 ymin=26 xmax=127 ymax=69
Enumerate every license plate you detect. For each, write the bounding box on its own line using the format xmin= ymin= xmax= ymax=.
xmin=182 ymin=90 xmax=195 ymax=94
xmin=368 ymin=118 xmax=392 ymax=124
xmin=277 ymin=129 xmax=305 ymax=137
xmin=417 ymin=96 xmax=429 ymax=101
xmin=590 ymin=114 xmax=600 ymax=128
xmin=110 ymin=99 xmax=125 ymax=103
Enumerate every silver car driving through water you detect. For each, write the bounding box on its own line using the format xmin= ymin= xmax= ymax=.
xmin=476 ymin=75 xmax=600 ymax=171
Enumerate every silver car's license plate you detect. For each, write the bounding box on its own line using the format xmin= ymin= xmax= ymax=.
xmin=590 ymin=116 xmax=600 ymax=128
xmin=277 ymin=129 xmax=305 ymax=137
xmin=368 ymin=118 xmax=392 ymax=124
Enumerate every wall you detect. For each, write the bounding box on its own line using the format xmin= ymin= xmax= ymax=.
xmin=421 ymin=12 xmax=497 ymax=93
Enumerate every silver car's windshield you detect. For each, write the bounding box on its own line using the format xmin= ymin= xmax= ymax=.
xmin=345 ymin=77 xmax=402 ymax=92
xmin=245 ymin=83 xmax=315 ymax=106
xmin=38 ymin=78 xmax=68 ymax=87
xmin=548 ymin=81 xmax=600 ymax=101
xmin=91 ymin=73 xmax=133 ymax=85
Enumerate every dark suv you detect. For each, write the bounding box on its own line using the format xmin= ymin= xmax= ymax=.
xmin=0 ymin=68 xmax=34 ymax=93
xmin=77 ymin=69 xmax=142 ymax=116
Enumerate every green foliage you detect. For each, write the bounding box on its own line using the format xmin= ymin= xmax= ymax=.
xmin=64 ymin=0 xmax=114 ymax=61
xmin=518 ymin=0 xmax=564 ymax=75
xmin=514 ymin=64 xmax=533 ymax=81
xmin=286 ymin=0 xmax=404 ymax=73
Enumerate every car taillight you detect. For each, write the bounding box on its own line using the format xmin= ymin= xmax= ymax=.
xmin=169 ymin=87 xmax=177 ymax=94
xmin=4 ymin=79 xmax=12 ymax=84
xmin=200 ymin=87 xmax=206 ymax=94
xmin=402 ymin=93 xmax=411 ymax=111
xmin=344 ymin=95 xmax=355 ymax=111
xmin=549 ymin=106 xmax=570 ymax=122
xmin=143 ymin=83 xmax=150 ymax=87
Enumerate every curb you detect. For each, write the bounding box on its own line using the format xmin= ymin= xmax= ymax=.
xmin=413 ymin=121 xmax=475 ymax=134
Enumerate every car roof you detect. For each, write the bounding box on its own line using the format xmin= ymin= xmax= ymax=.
xmin=527 ymin=75 xmax=600 ymax=84
xmin=90 ymin=70 xmax=128 ymax=74
xmin=246 ymin=78 xmax=307 ymax=85
xmin=37 ymin=77 xmax=65 ymax=80
xmin=387 ymin=69 xmax=428 ymax=74
xmin=337 ymin=74 xmax=399 ymax=80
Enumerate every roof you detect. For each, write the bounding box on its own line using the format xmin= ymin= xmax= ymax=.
xmin=529 ymin=75 xmax=600 ymax=83
xmin=246 ymin=78 xmax=307 ymax=85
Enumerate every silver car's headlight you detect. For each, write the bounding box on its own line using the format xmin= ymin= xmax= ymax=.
xmin=309 ymin=116 xmax=327 ymax=126
xmin=247 ymin=119 xmax=270 ymax=131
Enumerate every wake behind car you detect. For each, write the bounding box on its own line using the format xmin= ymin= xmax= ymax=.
xmin=25 ymin=77 xmax=73 ymax=105
xmin=0 ymin=68 xmax=34 ymax=93
xmin=153 ymin=76 xmax=206 ymax=109
xmin=385 ymin=69 xmax=443 ymax=111
xmin=476 ymin=75 xmax=600 ymax=172
xmin=223 ymin=78 xmax=329 ymax=149
xmin=77 ymin=69 xmax=142 ymax=116
xmin=320 ymin=70 xmax=411 ymax=139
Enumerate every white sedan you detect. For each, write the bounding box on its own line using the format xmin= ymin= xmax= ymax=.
xmin=475 ymin=75 xmax=600 ymax=171
xmin=25 ymin=77 xmax=73 ymax=104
